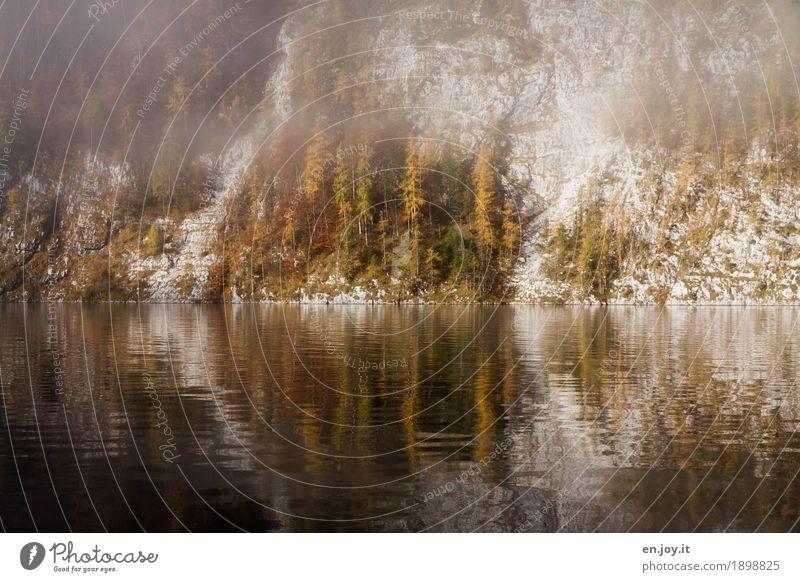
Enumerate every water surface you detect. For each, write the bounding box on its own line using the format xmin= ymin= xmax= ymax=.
xmin=1 ymin=304 xmax=798 ymax=532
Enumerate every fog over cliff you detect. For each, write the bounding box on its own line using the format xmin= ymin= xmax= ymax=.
xmin=1 ymin=0 xmax=799 ymax=303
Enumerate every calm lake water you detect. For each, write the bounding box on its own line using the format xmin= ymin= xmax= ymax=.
xmin=1 ymin=304 xmax=798 ymax=532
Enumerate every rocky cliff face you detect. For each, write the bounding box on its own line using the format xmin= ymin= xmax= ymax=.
xmin=2 ymin=0 xmax=799 ymax=303
xmin=261 ymin=0 xmax=799 ymax=303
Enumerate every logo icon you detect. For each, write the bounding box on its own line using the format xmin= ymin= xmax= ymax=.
xmin=20 ymin=542 xmax=46 ymax=570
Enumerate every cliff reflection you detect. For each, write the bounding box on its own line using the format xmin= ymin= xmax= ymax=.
xmin=0 ymin=305 xmax=798 ymax=531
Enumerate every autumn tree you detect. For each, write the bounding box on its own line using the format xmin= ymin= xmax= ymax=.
xmin=301 ymin=133 xmax=333 ymax=205
xmin=332 ymin=146 xmax=355 ymax=271
xmin=401 ymin=140 xmax=426 ymax=276
xmin=472 ymin=148 xmax=500 ymax=256
xmin=282 ymin=208 xmax=296 ymax=253
xmin=500 ymin=198 xmax=520 ymax=261
xmin=376 ymin=210 xmax=388 ymax=267
xmin=354 ymin=149 xmax=373 ymax=245
xmin=332 ymin=146 xmax=353 ymax=229
xmin=401 ymin=140 xmax=424 ymax=231
xmin=424 ymin=246 xmax=442 ymax=282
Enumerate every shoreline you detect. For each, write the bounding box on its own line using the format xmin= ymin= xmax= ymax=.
xmin=3 ymin=299 xmax=800 ymax=307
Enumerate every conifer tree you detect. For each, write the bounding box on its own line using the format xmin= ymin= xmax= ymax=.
xmin=500 ymin=198 xmax=520 ymax=260
xmin=332 ymin=146 xmax=352 ymax=229
xmin=401 ymin=140 xmax=424 ymax=231
xmin=472 ymin=148 xmax=499 ymax=255
xmin=282 ymin=208 xmax=296 ymax=253
xmin=425 ymin=246 xmax=442 ymax=281
xmin=376 ymin=210 xmax=388 ymax=267
xmin=401 ymin=140 xmax=425 ymax=277
xmin=301 ymin=133 xmax=332 ymax=204
xmin=355 ymin=153 xmax=373 ymax=245
xmin=167 ymin=76 xmax=190 ymax=117
xmin=331 ymin=146 xmax=355 ymax=272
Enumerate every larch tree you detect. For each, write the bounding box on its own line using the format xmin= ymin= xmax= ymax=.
xmin=332 ymin=146 xmax=354 ymax=273
xmin=354 ymin=150 xmax=373 ymax=245
xmin=301 ymin=133 xmax=332 ymax=205
xmin=472 ymin=148 xmax=499 ymax=256
xmin=167 ymin=76 xmax=191 ymax=133
xmin=298 ymin=132 xmax=333 ymax=245
xmin=282 ymin=208 xmax=296 ymax=254
xmin=401 ymin=140 xmax=424 ymax=232
xmin=401 ymin=140 xmax=425 ymax=277
xmin=425 ymin=246 xmax=442 ymax=282
xmin=376 ymin=210 xmax=388 ymax=267
xmin=332 ymin=146 xmax=353 ymax=230
xmin=500 ymin=198 xmax=520 ymax=261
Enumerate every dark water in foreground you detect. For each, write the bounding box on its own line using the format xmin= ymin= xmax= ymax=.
xmin=0 ymin=304 xmax=799 ymax=532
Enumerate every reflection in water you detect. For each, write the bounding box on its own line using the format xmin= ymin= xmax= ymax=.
xmin=0 ymin=304 xmax=798 ymax=532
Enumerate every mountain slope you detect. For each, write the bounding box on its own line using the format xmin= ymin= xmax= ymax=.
xmin=1 ymin=0 xmax=799 ymax=303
